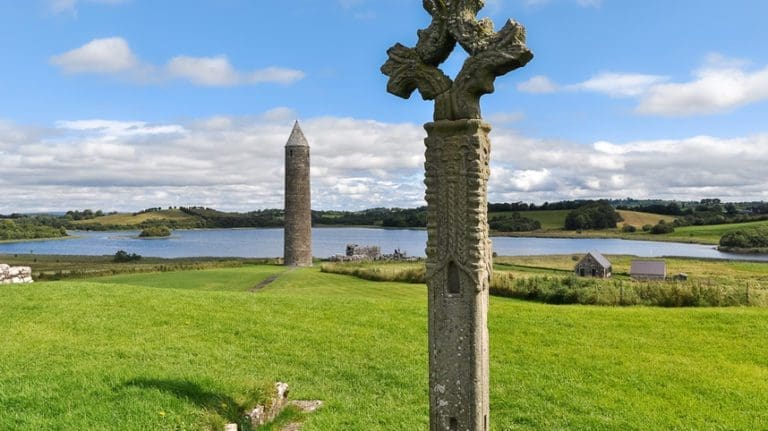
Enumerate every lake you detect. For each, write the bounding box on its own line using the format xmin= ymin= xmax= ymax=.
xmin=1 ymin=228 xmax=767 ymax=261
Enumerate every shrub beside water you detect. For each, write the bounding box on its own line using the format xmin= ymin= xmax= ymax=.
xmin=139 ymin=226 xmax=171 ymax=238
xmin=489 ymin=275 xmax=765 ymax=307
xmin=114 ymin=250 xmax=142 ymax=262
xmin=320 ymin=262 xmax=426 ymax=283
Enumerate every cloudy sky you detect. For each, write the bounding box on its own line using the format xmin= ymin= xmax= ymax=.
xmin=2 ymin=1 xmax=768 ymax=213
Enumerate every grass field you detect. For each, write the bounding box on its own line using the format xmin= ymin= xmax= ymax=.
xmin=2 ymin=265 xmax=768 ymax=429
xmin=488 ymin=210 xmax=675 ymax=232
xmin=670 ymin=220 xmax=768 ymax=244
xmin=616 ymin=210 xmax=676 ymax=228
xmin=71 ymin=209 xmax=197 ymax=227
xmin=489 ymin=210 xmax=768 ymax=246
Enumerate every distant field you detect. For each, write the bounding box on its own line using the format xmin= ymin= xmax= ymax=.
xmin=670 ymin=220 xmax=768 ymax=244
xmin=488 ymin=209 xmax=674 ymax=231
xmin=70 ymin=209 xmax=197 ymax=227
xmin=616 ymin=210 xmax=675 ymax=228
xmin=1 ymin=266 xmax=767 ymax=429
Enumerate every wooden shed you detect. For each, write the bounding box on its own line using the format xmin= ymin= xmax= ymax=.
xmin=574 ymin=252 xmax=612 ymax=278
xmin=630 ymin=260 xmax=667 ymax=280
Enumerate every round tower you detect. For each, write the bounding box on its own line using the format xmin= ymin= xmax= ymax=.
xmin=284 ymin=121 xmax=313 ymax=266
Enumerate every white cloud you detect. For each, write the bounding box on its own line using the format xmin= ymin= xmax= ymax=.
xmin=489 ymin=126 xmax=768 ymax=203
xmin=568 ymin=73 xmax=668 ymax=97
xmin=248 ymin=67 xmax=306 ymax=85
xmin=531 ymin=54 xmax=768 ymax=117
xmin=166 ymin=56 xmax=241 ymax=86
xmin=636 ymin=60 xmax=768 ymax=116
xmin=51 ymin=38 xmax=305 ymax=87
xmin=50 ymin=37 xmax=138 ymax=74
xmin=517 ymin=75 xmax=559 ymax=93
xmin=0 ymin=113 xmax=427 ymax=212
xmin=2 ymin=114 xmax=768 ymax=213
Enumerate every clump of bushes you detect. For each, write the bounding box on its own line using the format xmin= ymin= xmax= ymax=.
xmin=564 ymin=201 xmax=621 ymax=230
xmin=0 ymin=218 xmax=68 ymax=240
xmin=489 ymin=213 xmax=541 ymax=232
xmin=622 ymin=225 xmax=637 ymax=233
xmin=719 ymin=226 xmax=768 ymax=252
xmin=321 ymin=262 xmax=425 ymax=283
xmin=650 ymin=220 xmax=675 ymax=234
xmin=139 ymin=226 xmax=171 ymax=238
xmin=114 ymin=250 xmax=142 ymax=262
xmin=489 ymin=275 xmax=766 ymax=307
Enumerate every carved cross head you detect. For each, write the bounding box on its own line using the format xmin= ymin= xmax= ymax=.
xmin=381 ymin=0 xmax=533 ymax=121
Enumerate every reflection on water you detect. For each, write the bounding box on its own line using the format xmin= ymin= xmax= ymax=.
xmin=0 ymin=228 xmax=766 ymax=261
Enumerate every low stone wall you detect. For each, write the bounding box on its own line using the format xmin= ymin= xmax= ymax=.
xmin=0 ymin=264 xmax=33 ymax=284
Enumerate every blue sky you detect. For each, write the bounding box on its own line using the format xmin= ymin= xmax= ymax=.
xmin=2 ymin=0 xmax=768 ymax=212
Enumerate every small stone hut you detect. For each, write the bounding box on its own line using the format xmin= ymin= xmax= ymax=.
xmin=574 ymin=252 xmax=612 ymax=278
xmin=630 ymin=260 xmax=667 ymax=280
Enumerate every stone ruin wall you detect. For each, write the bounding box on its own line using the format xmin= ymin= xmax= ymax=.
xmin=0 ymin=264 xmax=33 ymax=284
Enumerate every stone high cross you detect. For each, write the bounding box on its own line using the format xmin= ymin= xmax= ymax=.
xmin=381 ymin=2 xmax=532 ymax=430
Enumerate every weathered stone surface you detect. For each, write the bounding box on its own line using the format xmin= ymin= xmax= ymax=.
xmin=284 ymin=121 xmax=313 ymax=267
xmin=382 ymin=2 xmax=532 ymax=430
xmin=382 ymin=0 xmax=532 ymax=121
xmin=0 ymin=264 xmax=33 ymax=284
xmin=424 ymin=119 xmax=492 ymax=431
xmin=247 ymin=382 xmax=291 ymax=427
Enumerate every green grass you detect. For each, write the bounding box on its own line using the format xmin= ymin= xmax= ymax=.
xmin=488 ymin=210 xmax=674 ymax=232
xmin=0 ymin=253 xmax=281 ymax=281
xmin=71 ymin=209 xmax=198 ymax=227
xmin=2 ymin=266 xmax=768 ymax=429
xmin=94 ymin=265 xmax=287 ymax=292
xmin=670 ymin=220 xmax=768 ymax=244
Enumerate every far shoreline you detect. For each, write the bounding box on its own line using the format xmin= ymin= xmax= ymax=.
xmin=3 ymin=225 xmax=716 ymax=246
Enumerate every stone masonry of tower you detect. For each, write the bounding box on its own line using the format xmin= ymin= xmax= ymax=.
xmin=284 ymin=121 xmax=313 ymax=267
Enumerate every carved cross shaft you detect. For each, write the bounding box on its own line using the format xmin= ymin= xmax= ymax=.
xmin=382 ymin=2 xmax=532 ymax=430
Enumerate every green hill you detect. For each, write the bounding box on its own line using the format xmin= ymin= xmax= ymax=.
xmin=1 ymin=265 xmax=766 ymax=429
xmin=71 ymin=209 xmax=197 ymax=227
xmin=488 ymin=209 xmax=674 ymax=231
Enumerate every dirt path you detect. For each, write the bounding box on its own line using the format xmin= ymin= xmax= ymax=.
xmin=249 ymin=268 xmax=293 ymax=292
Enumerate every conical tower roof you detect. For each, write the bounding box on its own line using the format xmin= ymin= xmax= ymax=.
xmin=285 ymin=121 xmax=309 ymax=147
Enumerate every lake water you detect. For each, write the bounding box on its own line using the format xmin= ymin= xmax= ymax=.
xmin=1 ymin=228 xmax=767 ymax=261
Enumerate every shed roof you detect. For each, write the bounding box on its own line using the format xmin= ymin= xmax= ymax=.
xmin=631 ymin=260 xmax=667 ymax=276
xmin=586 ymin=251 xmax=612 ymax=269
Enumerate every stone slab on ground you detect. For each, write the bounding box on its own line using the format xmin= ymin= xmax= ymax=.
xmin=0 ymin=264 xmax=33 ymax=284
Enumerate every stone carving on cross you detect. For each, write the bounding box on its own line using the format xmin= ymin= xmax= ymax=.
xmin=381 ymin=2 xmax=532 ymax=430
xmin=381 ymin=0 xmax=533 ymax=121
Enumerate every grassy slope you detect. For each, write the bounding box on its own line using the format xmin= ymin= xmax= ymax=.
xmin=2 ymin=266 xmax=768 ymax=430
xmin=616 ymin=210 xmax=676 ymax=227
xmin=670 ymin=220 xmax=768 ymax=244
xmin=489 ymin=210 xmax=675 ymax=232
xmin=71 ymin=210 xmax=197 ymax=227
xmin=490 ymin=210 xmax=768 ymax=245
